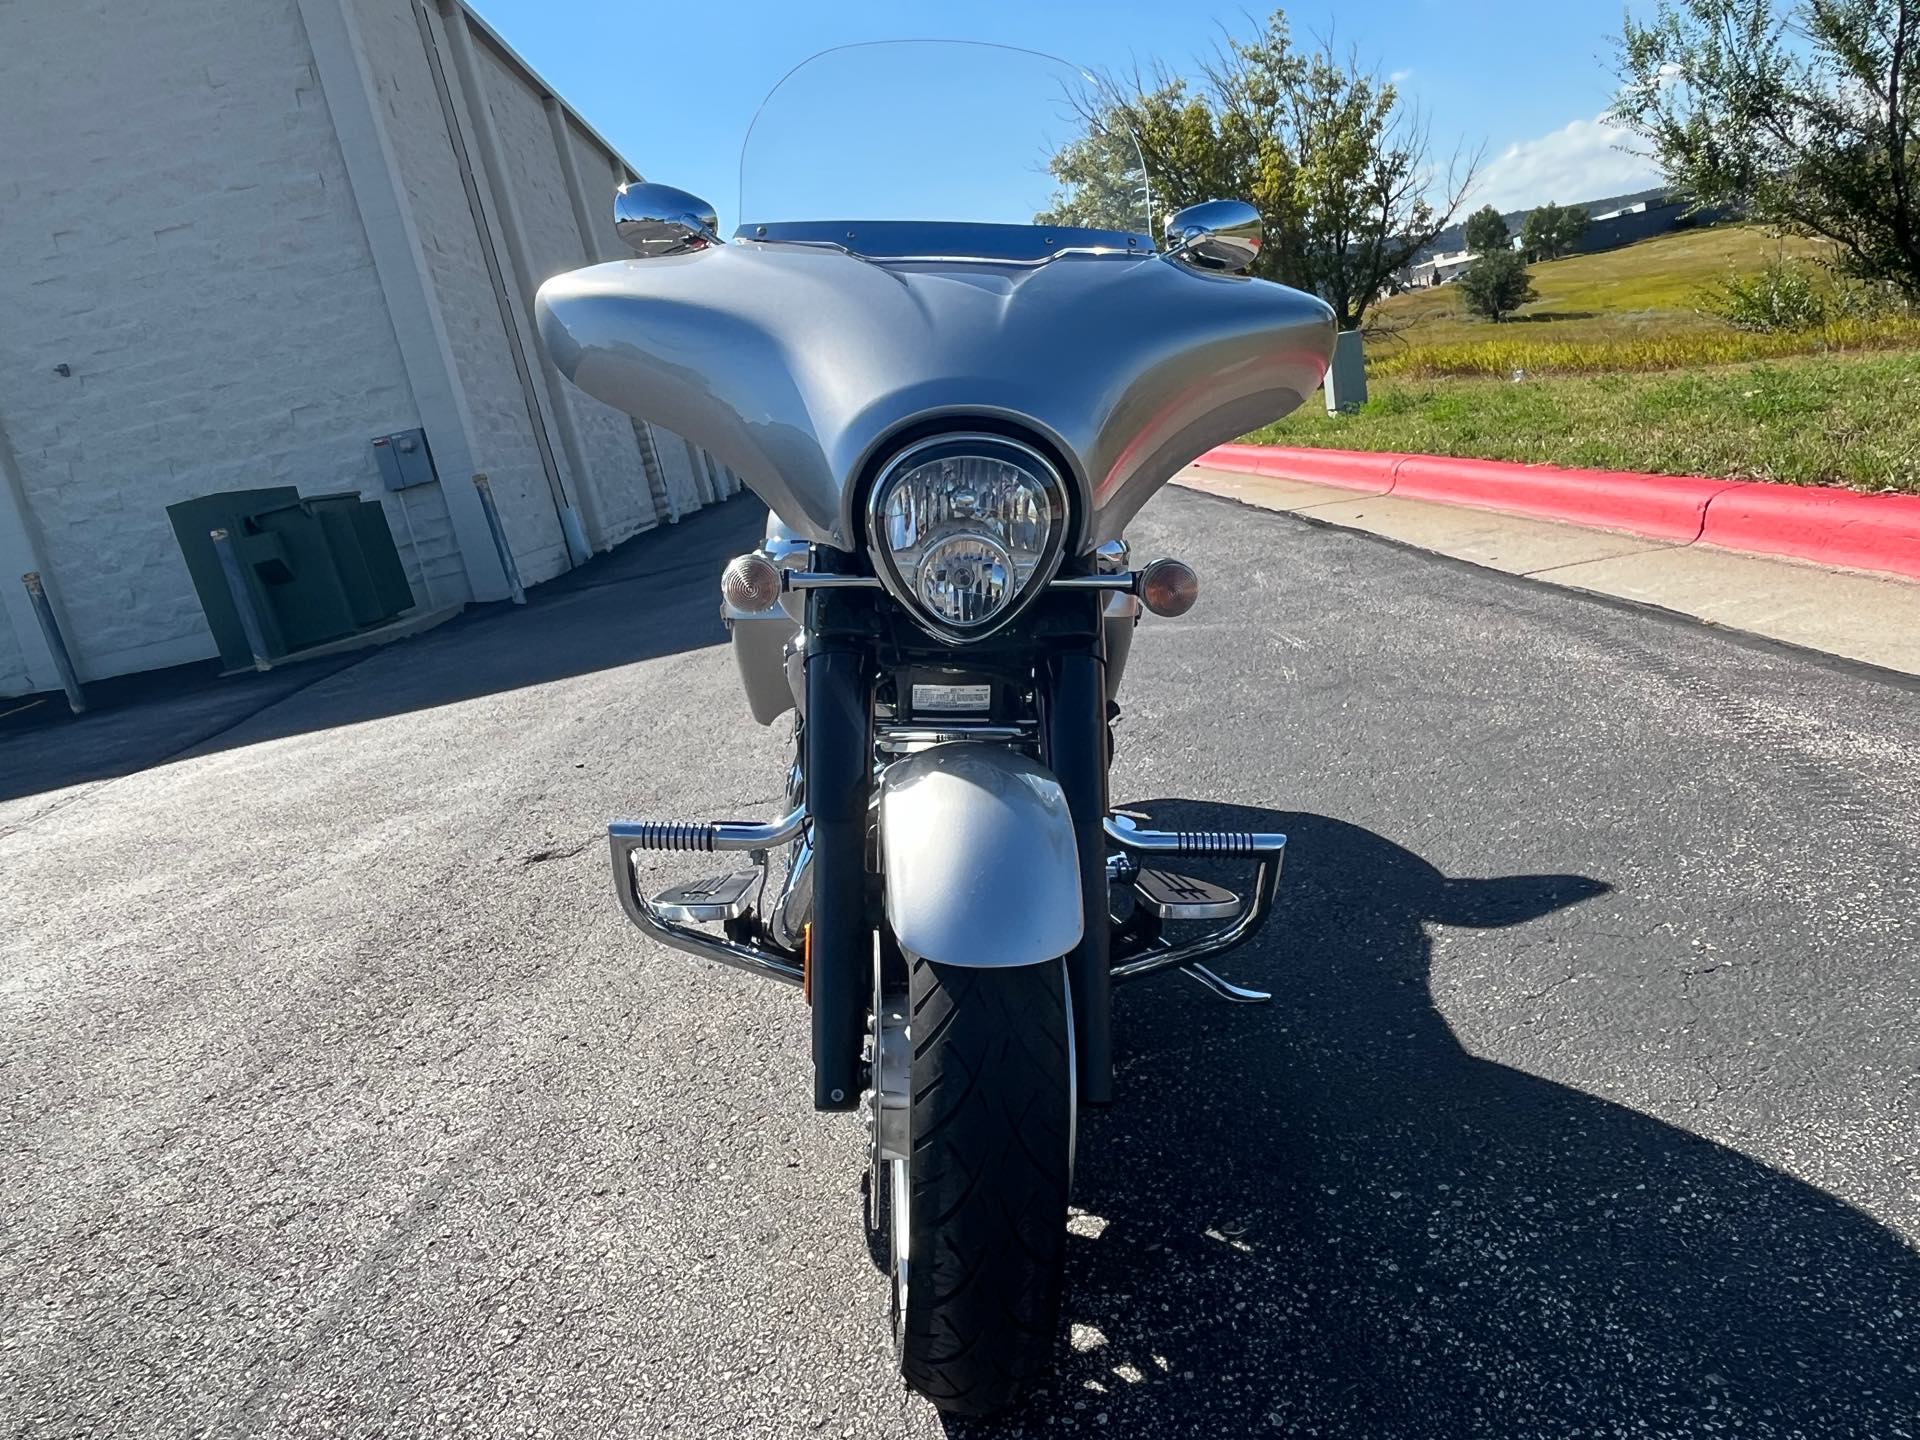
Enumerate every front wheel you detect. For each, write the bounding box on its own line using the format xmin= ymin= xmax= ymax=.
xmin=878 ymin=954 xmax=1073 ymax=1416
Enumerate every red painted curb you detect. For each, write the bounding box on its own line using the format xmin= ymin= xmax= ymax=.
xmin=1194 ymin=444 xmax=1920 ymax=581
xmin=1202 ymin=443 xmax=1401 ymax=493
xmin=1699 ymin=482 xmax=1920 ymax=578
xmin=1390 ymin=455 xmax=1727 ymax=544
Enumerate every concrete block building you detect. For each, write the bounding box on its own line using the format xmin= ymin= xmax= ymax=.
xmin=0 ymin=0 xmax=737 ymax=699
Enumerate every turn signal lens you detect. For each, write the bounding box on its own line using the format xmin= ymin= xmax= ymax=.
xmin=722 ymin=553 xmax=782 ymax=612
xmin=1139 ymin=558 xmax=1199 ymax=617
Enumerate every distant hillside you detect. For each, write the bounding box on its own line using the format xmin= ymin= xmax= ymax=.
xmin=1419 ymin=186 xmax=1669 ymax=259
xmin=1373 ymin=223 xmax=1831 ymax=356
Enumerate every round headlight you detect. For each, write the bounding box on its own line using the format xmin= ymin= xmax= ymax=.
xmin=866 ymin=435 xmax=1068 ymax=641
xmin=917 ymin=532 xmax=1014 ymax=625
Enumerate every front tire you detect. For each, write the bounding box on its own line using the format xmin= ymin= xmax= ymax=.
xmin=895 ymin=955 xmax=1072 ymax=1416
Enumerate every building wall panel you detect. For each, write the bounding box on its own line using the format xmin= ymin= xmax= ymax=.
xmin=0 ymin=0 xmax=727 ymax=697
xmin=0 ymin=0 xmax=433 ymax=679
xmin=474 ymin=40 xmax=660 ymax=547
xmin=345 ymin=0 xmax=571 ymax=585
xmin=0 ymin=606 xmax=28 ymax=700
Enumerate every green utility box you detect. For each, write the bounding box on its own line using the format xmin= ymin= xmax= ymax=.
xmin=306 ymin=492 xmax=415 ymax=626
xmin=168 ymin=488 xmax=415 ymax=671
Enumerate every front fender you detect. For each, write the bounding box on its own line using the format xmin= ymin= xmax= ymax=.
xmin=877 ymin=744 xmax=1084 ymax=967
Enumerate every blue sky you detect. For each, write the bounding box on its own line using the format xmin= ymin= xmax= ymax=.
xmin=470 ymin=0 xmax=1664 ymax=229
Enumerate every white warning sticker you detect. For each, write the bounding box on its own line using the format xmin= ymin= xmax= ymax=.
xmin=912 ymin=683 xmax=992 ymax=712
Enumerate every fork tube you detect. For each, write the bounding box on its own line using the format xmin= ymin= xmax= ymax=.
xmin=1047 ymin=644 xmax=1112 ymax=1105
xmin=805 ymin=589 xmax=870 ymax=1112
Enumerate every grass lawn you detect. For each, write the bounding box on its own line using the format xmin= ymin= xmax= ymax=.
xmin=1248 ymin=350 xmax=1920 ymax=494
xmin=1367 ymin=226 xmax=1920 ymax=378
xmin=1243 ymin=223 xmax=1920 ymax=492
xmin=1379 ymin=224 xmax=1819 ymax=345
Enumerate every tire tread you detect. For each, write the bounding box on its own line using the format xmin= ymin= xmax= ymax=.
xmin=899 ymin=956 xmax=1070 ymax=1417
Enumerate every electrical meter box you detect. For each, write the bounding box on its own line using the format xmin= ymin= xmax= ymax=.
xmin=371 ymin=428 xmax=437 ymax=491
xmin=1323 ymin=330 xmax=1367 ymax=414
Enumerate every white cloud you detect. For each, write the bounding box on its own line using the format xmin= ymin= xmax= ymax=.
xmin=1472 ymin=113 xmax=1664 ymax=213
xmin=1389 ymin=68 xmax=1414 ymax=84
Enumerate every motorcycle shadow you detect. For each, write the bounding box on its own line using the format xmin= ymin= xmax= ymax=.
xmin=965 ymin=803 xmax=1920 ymax=1437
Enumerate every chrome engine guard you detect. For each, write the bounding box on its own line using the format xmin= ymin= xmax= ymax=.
xmin=608 ymin=808 xmax=807 ymax=986
xmin=607 ymin=805 xmax=1283 ymax=995
xmin=1102 ymin=818 xmax=1287 ymax=986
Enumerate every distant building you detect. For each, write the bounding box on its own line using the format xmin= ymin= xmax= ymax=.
xmin=1566 ymin=194 xmax=1733 ymax=255
xmin=0 ymin=0 xmax=736 ymax=700
xmin=1404 ymin=249 xmax=1477 ymax=288
xmin=1394 ymin=187 xmax=1737 ymax=293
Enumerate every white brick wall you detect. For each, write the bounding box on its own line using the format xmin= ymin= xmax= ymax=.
xmin=656 ymin=435 xmax=708 ymax=517
xmin=0 ymin=0 xmax=438 ymax=680
xmin=0 ymin=0 xmax=732 ymax=697
xmin=343 ymin=0 xmax=572 ymax=587
xmin=0 ymin=604 xmax=27 ymax=699
xmin=474 ymin=40 xmax=661 ymax=548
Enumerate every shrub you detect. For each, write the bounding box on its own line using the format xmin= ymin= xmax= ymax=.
xmin=1458 ymin=249 xmax=1537 ymax=322
xmin=1701 ymin=259 xmax=1829 ymax=331
xmin=1830 ymin=278 xmax=1914 ymax=322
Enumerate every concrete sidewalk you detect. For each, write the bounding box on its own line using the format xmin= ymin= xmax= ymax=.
xmin=1180 ymin=465 xmax=1920 ymax=676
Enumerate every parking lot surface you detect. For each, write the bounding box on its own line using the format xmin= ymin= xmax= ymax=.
xmin=4 ymin=488 xmax=1916 ymax=1437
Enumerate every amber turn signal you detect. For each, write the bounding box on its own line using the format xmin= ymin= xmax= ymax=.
xmin=722 ymin=553 xmax=783 ymax=612
xmin=1138 ymin=558 xmax=1199 ymax=617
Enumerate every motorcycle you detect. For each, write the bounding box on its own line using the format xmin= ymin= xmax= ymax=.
xmin=536 ymin=42 xmax=1334 ymax=1416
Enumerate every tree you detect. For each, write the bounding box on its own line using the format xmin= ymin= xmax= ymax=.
xmin=1520 ymin=201 xmax=1591 ymax=260
xmin=1613 ymin=0 xmax=1920 ymax=297
xmin=1458 ymin=248 xmax=1537 ymax=320
xmin=1038 ymin=9 xmax=1478 ymax=332
xmin=1520 ymin=203 xmax=1561 ymax=260
xmin=1557 ymin=204 xmax=1591 ymax=254
xmin=1464 ymin=204 xmax=1511 ymax=253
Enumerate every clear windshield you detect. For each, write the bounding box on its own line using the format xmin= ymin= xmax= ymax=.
xmin=738 ymin=41 xmax=1151 ymax=242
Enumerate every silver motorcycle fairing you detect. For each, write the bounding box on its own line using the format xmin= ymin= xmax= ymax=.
xmin=535 ymin=236 xmax=1335 ymax=552
xmin=725 ymin=513 xmax=806 ymax=725
xmin=726 ymin=603 xmax=799 ymax=725
xmin=876 ymin=744 xmax=1083 ymax=967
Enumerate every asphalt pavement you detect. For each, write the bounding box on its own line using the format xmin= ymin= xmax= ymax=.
xmin=3 ymin=487 xmax=1917 ymax=1438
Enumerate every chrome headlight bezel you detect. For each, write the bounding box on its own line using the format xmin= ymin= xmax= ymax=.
xmin=863 ymin=433 xmax=1071 ymax=644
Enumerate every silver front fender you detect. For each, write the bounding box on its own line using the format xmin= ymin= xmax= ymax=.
xmin=877 ymin=744 xmax=1084 ymax=967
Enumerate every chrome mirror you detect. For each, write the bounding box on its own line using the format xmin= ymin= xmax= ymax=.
xmin=614 ymin=182 xmax=723 ymax=258
xmin=1163 ymin=200 xmax=1263 ymax=273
